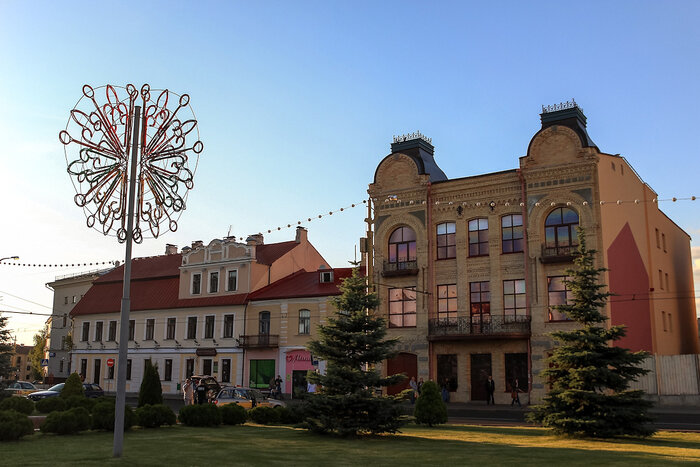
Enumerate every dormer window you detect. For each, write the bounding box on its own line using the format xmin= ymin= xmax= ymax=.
xmin=320 ymin=271 xmax=333 ymax=283
xmin=192 ymin=273 xmax=202 ymax=295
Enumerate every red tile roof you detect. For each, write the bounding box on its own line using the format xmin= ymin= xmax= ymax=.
xmin=255 ymin=241 xmax=298 ymax=265
xmin=248 ymin=268 xmax=354 ymax=301
xmin=95 ymin=254 xmax=182 ymax=283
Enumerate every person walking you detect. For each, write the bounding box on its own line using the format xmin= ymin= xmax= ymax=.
xmin=510 ymin=378 xmax=522 ymax=407
xmin=195 ymin=379 xmax=207 ymax=405
xmin=274 ymin=375 xmax=283 ymax=399
xmin=182 ymin=378 xmax=194 ymax=406
xmin=484 ymin=375 xmax=495 ymax=405
xmin=409 ymin=376 xmax=418 ymax=404
xmin=417 ymin=377 xmax=424 ymax=396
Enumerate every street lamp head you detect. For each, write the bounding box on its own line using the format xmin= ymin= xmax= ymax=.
xmin=0 ymin=256 xmax=19 ymax=263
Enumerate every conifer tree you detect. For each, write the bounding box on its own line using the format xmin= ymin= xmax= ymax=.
xmin=138 ymin=360 xmax=163 ymax=407
xmin=0 ymin=314 xmax=14 ymax=379
xmin=61 ymin=372 xmax=85 ymax=398
xmin=304 ymin=267 xmax=406 ymax=436
xmin=528 ymin=228 xmax=655 ymax=438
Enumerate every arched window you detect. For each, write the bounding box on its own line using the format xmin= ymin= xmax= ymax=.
xmin=388 ymin=226 xmax=417 ymax=267
xmin=544 ymin=207 xmax=579 ymax=256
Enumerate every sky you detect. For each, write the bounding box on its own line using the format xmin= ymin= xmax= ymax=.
xmin=1 ymin=1 xmax=699 ymax=345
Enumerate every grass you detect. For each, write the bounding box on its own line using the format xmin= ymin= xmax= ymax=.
xmin=3 ymin=423 xmax=700 ymax=466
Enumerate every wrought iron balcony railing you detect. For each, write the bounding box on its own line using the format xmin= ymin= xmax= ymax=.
xmin=428 ymin=315 xmax=531 ymax=339
xmin=382 ymin=260 xmax=419 ymax=277
xmin=237 ymin=334 xmax=279 ymax=348
xmin=541 ymin=244 xmax=578 ymax=263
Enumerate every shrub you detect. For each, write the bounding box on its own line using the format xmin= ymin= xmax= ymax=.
xmin=64 ymin=395 xmax=95 ymax=412
xmin=91 ymin=400 xmax=135 ymax=431
xmin=248 ymin=406 xmax=281 ymax=425
xmin=135 ymin=404 xmax=176 ymax=428
xmin=178 ymin=403 xmax=221 ymax=427
xmin=274 ymin=405 xmax=305 ymax=425
xmin=0 ymin=396 xmax=34 ymax=415
xmin=219 ymin=403 xmax=247 ymax=425
xmin=414 ymin=381 xmax=447 ymax=427
xmin=60 ymin=373 xmax=84 ymax=398
xmin=138 ymin=360 xmax=163 ymax=407
xmin=35 ymin=397 xmax=67 ymax=414
xmin=69 ymin=406 xmax=91 ymax=431
xmin=0 ymin=410 xmax=34 ymax=441
xmin=41 ymin=410 xmax=83 ymax=435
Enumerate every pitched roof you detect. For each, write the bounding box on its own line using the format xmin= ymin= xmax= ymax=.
xmin=255 ymin=241 xmax=298 ymax=265
xmin=249 ymin=268 xmax=354 ymax=301
xmin=95 ymin=254 xmax=182 ymax=283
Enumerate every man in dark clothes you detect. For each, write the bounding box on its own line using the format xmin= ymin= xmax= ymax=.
xmin=485 ymin=375 xmax=495 ymax=405
xmin=195 ymin=379 xmax=207 ymax=404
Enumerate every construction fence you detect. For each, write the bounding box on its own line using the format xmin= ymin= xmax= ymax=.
xmin=629 ymin=354 xmax=700 ymax=403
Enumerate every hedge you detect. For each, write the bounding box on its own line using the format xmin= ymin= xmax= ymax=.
xmin=219 ymin=403 xmax=247 ymax=425
xmin=178 ymin=403 xmax=221 ymax=427
xmin=135 ymin=404 xmax=176 ymax=428
xmin=0 ymin=396 xmax=34 ymax=415
xmin=0 ymin=410 xmax=34 ymax=441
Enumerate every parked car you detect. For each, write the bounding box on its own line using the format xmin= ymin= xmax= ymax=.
xmin=189 ymin=375 xmax=221 ymax=402
xmin=3 ymin=381 xmax=38 ymax=396
xmin=213 ymin=386 xmax=286 ymax=409
xmin=27 ymin=382 xmax=104 ymax=401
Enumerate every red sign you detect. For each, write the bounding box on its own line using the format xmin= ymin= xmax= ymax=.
xmin=107 ymin=358 xmax=115 ymax=367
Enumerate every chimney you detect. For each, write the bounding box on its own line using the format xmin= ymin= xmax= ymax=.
xmin=164 ymin=244 xmax=178 ymax=255
xmin=540 ymin=99 xmax=596 ymax=148
xmin=191 ymin=240 xmax=204 ymax=249
xmin=246 ymin=233 xmax=264 ymax=246
xmin=295 ymin=226 xmax=307 ymax=243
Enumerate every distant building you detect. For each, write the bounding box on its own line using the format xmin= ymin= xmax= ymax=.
xmin=68 ymin=228 xmax=339 ymax=395
xmin=10 ymin=345 xmax=34 ymax=381
xmin=368 ymin=102 xmax=699 ymax=404
xmin=45 ymin=269 xmax=112 ymax=382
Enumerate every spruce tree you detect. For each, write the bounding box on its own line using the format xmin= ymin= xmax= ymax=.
xmin=61 ymin=372 xmax=85 ymax=398
xmin=304 ymin=267 xmax=406 ymax=436
xmin=138 ymin=360 xmax=163 ymax=407
xmin=414 ymin=380 xmax=447 ymax=426
xmin=528 ymin=228 xmax=655 ymax=438
xmin=0 ymin=314 xmax=14 ymax=379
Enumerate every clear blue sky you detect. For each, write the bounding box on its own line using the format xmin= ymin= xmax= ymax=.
xmin=1 ymin=1 xmax=699 ymax=345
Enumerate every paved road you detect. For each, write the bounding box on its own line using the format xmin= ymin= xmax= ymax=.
xmin=445 ymin=403 xmax=700 ymax=432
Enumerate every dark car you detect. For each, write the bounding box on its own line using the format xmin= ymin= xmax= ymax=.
xmin=27 ymin=382 xmax=104 ymax=401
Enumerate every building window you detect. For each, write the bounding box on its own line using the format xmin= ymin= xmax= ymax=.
xmin=93 ymin=359 xmax=101 ymax=384
xmin=437 ymin=284 xmax=457 ymax=322
xmin=62 ymin=314 xmax=67 ymax=328
xmin=320 ymin=271 xmax=333 ymax=283
xmin=81 ymin=322 xmax=90 ymax=342
xmin=126 ymin=359 xmax=132 ymax=380
xmin=668 ymin=313 xmax=672 ymax=332
xmin=470 ymin=281 xmax=490 ymax=324
xmin=80 ymin=359 xmax=88 ymax=381
xmin=59 ymin=360 xmax=64 ymax=373
xmin=221 ymin=359 xmax=231 ymax=383
xmin=659 ymin=269 xmax=664 ymax=290
xmin=548 ymin=276 xmax=572 ymax=321
xmin=128 ymin=320 xmax=135 ymax=341
xmin=468 ymin=218 xmax=489 ymax=256
xmin=503 ymin=279 xmax=526 ymax=320
xmin=389 ymin=226 xmax=417 ymax=265
xmin=259 ymin=311 xmax=270 ymax=335
xmin=249 ymin=359 xmax=275 ymax=389
xmin=108 ymin=321 xmax=117 ymax=341
xmin=227 ymin=270 xmax=238 ymax=291
xmin=544 ymin=208 xmax=579 ymax=256
xmin=389 ymin=287 xmax=417 ymax=328
xmin=166 ymin=318 xmax=176 ymax=340
xmin=145 ymin=319 xmax=155 ymax=340
xmin=665 ymin=272 xmax=669 ymax=291
xmin=505 ymin=353 xmax=528 ymax=392
xmin=437 ymin=354 xmax=458 ymax=392
xmin=64 ymin=296 xmax=68 ymax=305
xmin=164 ymin=359 xmax=173 ymax=381
xmin=73 ymin=295 xmax=77 ymax=304
xmin=655 ymin=228 xmax=660 ymax=249
xmin=501 ymin=214 xmax=523 ymax=253
xmin=187 ymin=317 xmax=197 ymax=339
xmin=202 ymin=359 xmax=212 ymax=376
xmin=209 ymin=271 xmax=219 ymax=293
xmin=223 ymin=314 xmax=234 ymax=338
xmin=298 ymin=309 xmax=310 ymax=335
xmin=662 ymin=233 xmax=666 ymax=252
xmin=205 ymin=315 xmax=215 ymax=339
xmin=437 ymin=222 xmax=457 ymax=259
xmin=192 ymin=273 xmax=202 ymax=295
xmin=185 ymin=358 xmax=195 ymax=378
xmin=94 ymin=321 xmax=103 ymax=342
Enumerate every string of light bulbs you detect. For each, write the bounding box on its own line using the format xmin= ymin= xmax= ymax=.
xmin=0 ymin=261 xmax=117 ymax=268
xmin=376 ymin=196 xmax=698 ymax=208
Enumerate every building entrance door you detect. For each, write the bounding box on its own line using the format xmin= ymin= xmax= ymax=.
xmin=386 ymin=352 xmax=418 ymax=395
xmin=292 ymin=370 xmax=308 ymax=399
xmin=470 ymin=353 xmax=491 ymax=402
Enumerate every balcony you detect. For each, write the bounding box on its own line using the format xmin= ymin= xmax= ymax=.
xmin=382 ymin=260 xmax=419 ymax=277
xmin=540 ymin=244 xmax=578 ymax=263
xmin=428 ymin=315 xmax=531 ymax=341
xmin=237 ymin=334 xmax=279 ymax=349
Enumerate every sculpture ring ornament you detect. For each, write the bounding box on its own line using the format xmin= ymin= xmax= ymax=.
xmin=60 ymin=84 xmax=202 ymax=243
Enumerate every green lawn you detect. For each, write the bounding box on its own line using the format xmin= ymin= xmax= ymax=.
xmin=4 ymin=423 xmax=700 ymax=466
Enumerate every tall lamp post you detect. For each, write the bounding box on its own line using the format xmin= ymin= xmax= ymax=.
xmin=60 ymin=84 xmax=202 ymax=457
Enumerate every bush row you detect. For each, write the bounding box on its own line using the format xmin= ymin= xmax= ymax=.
xmin=177 ymin=403 xmax=305 ymax=427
